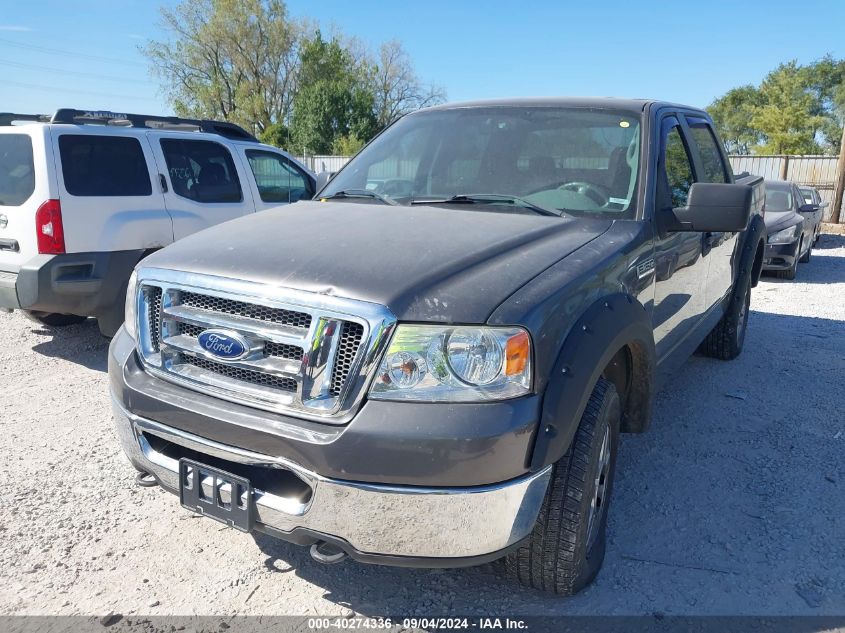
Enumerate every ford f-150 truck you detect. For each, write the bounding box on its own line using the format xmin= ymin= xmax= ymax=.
xmin=109 ymin=98 xmax=766 ymax=595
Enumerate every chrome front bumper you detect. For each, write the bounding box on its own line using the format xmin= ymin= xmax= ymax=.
xmin=112 ymin=397 xmax=551 ymax=561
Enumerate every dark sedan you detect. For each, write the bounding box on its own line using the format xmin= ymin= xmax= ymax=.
xmin=763 ymin=180 xmax=817 ymax=280
xmin=798 ymin=185 xmax=826 ymax=245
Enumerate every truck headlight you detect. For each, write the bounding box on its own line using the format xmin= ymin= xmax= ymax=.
xmin=124 ymin=270 xmax=138 ymax=340
xmin=369 ymin=325 xmax=531 ymax=402
xmin=768 ymin=226 xmax=800 ymax=244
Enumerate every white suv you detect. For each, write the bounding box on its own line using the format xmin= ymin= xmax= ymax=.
xmin=0 ymin=109 xmax=315 ymax=336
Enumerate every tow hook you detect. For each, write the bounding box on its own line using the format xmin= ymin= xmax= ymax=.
xmin=309 ymin=541 xmax=348 ymax=565
xmin=135 ymin=471 xmax=158 ymax=488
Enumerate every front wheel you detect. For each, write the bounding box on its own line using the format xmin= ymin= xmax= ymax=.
xmin=504 ymin=378 xmax=620 ymax=595
xmin=23 ymin=311 xmax=88 ymax=327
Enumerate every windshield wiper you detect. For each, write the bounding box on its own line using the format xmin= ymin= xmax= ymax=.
xmin=410 ymin=194 xmax=561 ymax=217
xmin=319 ymin=189 xmax=399 ymax=206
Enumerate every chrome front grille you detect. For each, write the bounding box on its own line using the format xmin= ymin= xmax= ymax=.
xmin=181 ymin=291 xmax=313 ymax=329
xmin=134 ymin=268 xmax=396 ymax=423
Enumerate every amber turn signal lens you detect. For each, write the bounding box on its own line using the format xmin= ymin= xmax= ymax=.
xmin=504 ymin=331 xmax=530 ymax=376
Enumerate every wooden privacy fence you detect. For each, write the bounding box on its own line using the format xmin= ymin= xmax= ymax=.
xmin=728 ymin=155 xmax=842 ymax=222
xmin=295 ymin=153 xmax=845 ymax=223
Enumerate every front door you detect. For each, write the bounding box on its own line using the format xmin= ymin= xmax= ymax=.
xmin=651 ymin=116 xmax=707 ymax=361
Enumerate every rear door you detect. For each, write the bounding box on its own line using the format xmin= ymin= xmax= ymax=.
xmin=149 ymin=133 xmax=255 ymax=240
xmin=0 ymin=127 xmax=50 ymax=271
xmin=51 ymin=128 xmax=171 ymax=253
xmin=237 ymin=145 xmax=315 ymax=210
xmin=682 ymin=115 xmax=738 ymax=309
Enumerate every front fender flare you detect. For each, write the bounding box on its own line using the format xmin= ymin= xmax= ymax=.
xmin=529 ymin=293 xmax=656 ymax=471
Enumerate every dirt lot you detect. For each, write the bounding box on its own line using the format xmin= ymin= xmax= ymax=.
xmin=1 ymin=235 xmax=844 ymax=621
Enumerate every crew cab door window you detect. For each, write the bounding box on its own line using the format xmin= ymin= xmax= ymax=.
xmin=662 ymin=125 xmax=694 ymax=208
xmin=159 ymin=139 xmax=242 ymax=203
xmin=245 ymin=150 xmax=313 ymax=203
xmin=685 ymin=118 xmax=729 ymax=183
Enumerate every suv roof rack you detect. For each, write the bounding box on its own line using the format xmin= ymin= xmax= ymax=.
xmin=1 ymin=109 xmax=258 ymax=142
xmin=0 ymin=113 xmax=52 ymax=126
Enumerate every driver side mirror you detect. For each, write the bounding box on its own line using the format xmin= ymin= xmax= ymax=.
xmin=798 ymin=203 xmax=820 ymax=213
xmin=668 ymin=183 xmax=752 ymax=233
xmin=315 ymin=171 xmax=335 ymax=194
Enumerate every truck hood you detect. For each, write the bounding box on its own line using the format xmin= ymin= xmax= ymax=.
xmin=764 ymin=210 xmax=802 ymax=233
xmin=143 ymin=201 xmax=612 ymax=323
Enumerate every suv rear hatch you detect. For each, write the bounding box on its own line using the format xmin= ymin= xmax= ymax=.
xmin=0 ymin=126 xmax=51 ymax=273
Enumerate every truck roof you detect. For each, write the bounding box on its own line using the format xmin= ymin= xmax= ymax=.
xmin=417 ymin=97 xmax=704 ymax=115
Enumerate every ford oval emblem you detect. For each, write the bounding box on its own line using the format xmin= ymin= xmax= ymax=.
xmin=197 ymin=329 xmax=249 ymax=361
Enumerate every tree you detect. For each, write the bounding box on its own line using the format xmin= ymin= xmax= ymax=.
xmin=708 ymin=57 xmax=845 ymax=155
xmin=259 ymin=122 xmax=292 ymax=148
xmin=707 ymin=86 xmax=762 ymax=154
xmin=751 ymin=62 xmax=824 ymax=154
xmin=143 ymin=0 xmax=303 ymax=134
xmin=289 ymin=32 xmax=378 ymax=155
xmin=369 ymin=40 xmax=446 ymax=127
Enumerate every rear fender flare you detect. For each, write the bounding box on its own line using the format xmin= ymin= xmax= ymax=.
xmin=529 ymin=293 xmax=656 ymax=471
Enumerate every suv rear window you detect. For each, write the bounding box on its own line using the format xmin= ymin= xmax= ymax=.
xmin=58 ymin=135 xmax=152 ymax=197
xmin=0 ymin=134 xmax=35 ymax=206
xmin=160 ymin=139 xmax=242 ymax=203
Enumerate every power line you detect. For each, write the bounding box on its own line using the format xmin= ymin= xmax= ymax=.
xmin=0 ymin=36 xmax=146 ymax=66
xmin=6 ymin=79 xmax=162 ymax=103
xmin=0 ymin=58 xmax=155 ymax=84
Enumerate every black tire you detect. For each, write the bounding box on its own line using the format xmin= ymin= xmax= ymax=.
xmin=23 ymin=311 xmax=87 ymax=327
xmin=504 ymin=378 xmax=620 ymax=595
xmin=775 ymin=243 xmax=799 ymax=281
xmin=799 ymin=241 xmax=811 ymax=263
xmin=699 ymin=271 xmax=751 ymax=360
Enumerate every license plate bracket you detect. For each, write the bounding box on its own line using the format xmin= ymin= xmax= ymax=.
xmin=179 ymin=458 xmax=253 ymax=532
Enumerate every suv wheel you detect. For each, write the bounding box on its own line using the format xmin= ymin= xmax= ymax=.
xmin=23 ymin=311 xmax=87 ymax=327
xmin=504 ymin=378 xmax=620 ymax=595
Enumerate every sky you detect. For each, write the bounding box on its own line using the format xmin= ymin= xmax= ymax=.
xmin=2 ymin=0 xmax=844 ymax=117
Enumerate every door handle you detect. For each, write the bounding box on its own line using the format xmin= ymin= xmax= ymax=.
xmin=159 ymin=174 xmax=169 ymax=193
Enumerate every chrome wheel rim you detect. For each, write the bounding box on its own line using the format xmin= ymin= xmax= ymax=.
xmin=586 ymin=423 xmax=612 ymax=551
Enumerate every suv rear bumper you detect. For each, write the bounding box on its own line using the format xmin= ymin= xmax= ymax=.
xmin=111 ymin=394 xmax=551 ymax=564
xmin=0 ymin=250 xmax=143 ymax=317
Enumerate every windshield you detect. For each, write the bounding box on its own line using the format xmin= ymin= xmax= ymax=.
xmin=321 ymin=107 xmax=642 ymax=217
xmin=765 ymin=187 xmax=793 ymax=212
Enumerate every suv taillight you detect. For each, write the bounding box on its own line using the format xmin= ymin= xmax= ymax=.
xmin=35 ymin=199 xmax=65 ymax=254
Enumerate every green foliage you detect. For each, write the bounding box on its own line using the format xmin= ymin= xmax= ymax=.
xmin=143 ymin=0 xmax=303 ymax=134
xmin=707 ymin=85 xmax=763 ymax=154
xmin=289 ymin=32 xmax=378 ymax=155
xmin=259 ymin=122 xmax=292 ymax=149
xmin=143 ymin=2 xmax=445 ymax=153
xmin=332 ymin=133 xmax=365 ymax=155
xmin=708 ymin=57 xmax=845 ymax=155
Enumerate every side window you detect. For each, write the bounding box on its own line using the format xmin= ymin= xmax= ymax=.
xmin=245 ymin=150 xmax=313 ymax=203
xmin=159 ymin=139 xmax=242 ymax=203
xmin=0 ymin=134 xmax=35 ymax=206
xmin=662 ymin=124 xmax=695 ymax=208
xmin=686 ymin=118 xmax=729 ymax=183
xmin=58 ymin=135 xmax=151 ymax=197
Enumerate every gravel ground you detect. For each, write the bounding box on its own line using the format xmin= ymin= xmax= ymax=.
xmin=1 ymin=234 xmax=843 ymax=620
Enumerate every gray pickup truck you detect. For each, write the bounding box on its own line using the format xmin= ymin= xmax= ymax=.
xmin=109 ymin=98 xmax=766 ymax=595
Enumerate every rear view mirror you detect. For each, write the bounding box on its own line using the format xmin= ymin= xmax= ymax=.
xmin=798 ymin=203 xmax=820 ymax=213
xmin=670 ymin=183 xmax=752 ymax=233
